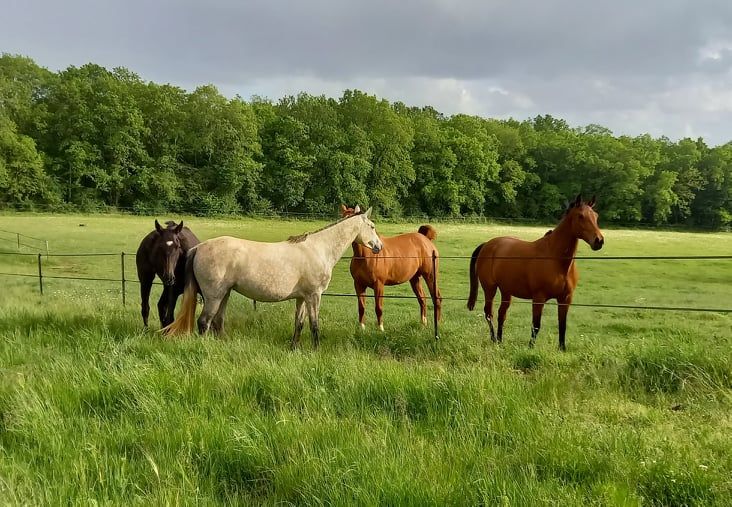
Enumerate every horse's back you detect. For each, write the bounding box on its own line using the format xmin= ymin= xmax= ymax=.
xmin=477 ymin=236 xmax=573 ymax=299
xmin=192 ymin=236 xmax=311 ymax=301
xmin=354 ymin=232 xmax=436 ymax=285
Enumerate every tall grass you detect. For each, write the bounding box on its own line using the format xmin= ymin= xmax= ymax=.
xmin=0 ymin=214 xmax=730 ymax=504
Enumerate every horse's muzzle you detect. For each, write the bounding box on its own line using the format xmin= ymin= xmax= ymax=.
xmin=592 ymin=237 xmax=604 ymax=251
xmin=371 ymin=245 xmax=381 ymax=254
xmin=162 ymin=276 xmax=176 ymax=286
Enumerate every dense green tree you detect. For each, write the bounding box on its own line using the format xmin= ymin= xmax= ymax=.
xmin=1 ymin=54 xmax=731 ymax=228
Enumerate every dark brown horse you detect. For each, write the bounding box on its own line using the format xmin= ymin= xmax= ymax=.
xmin=136 ymin=220 xmax=200 ymax=328
xmin=341 ymin=204 xmax=441 ymax=331
xmin=467 ymin=195 xmax=604 ymax=350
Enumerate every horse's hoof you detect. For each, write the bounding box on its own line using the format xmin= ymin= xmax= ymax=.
xmin=359 ymin=323 xmax=366 ymax=331
xmin=378 ymin=323 xmax=385 ymax=332
xmin=421 ymin=317 xmax=427 ymax=326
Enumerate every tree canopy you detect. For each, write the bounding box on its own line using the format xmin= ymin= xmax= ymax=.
xmin=1 ymin=54 xmax=730 ymax=228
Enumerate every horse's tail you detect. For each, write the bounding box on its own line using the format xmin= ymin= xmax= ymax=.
xmin=467 ymin=243 xmax=485 ymax=311
xmin=161 ymin=246 xmax=199 ymax=335
xmin=418 ymin=224 xmax=437 ymax=241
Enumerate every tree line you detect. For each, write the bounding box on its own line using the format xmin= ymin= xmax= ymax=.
xmin=1 ymin=54 xmax=731 ymax=228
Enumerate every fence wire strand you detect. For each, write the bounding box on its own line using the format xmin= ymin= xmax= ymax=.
xmin=1 ymin=250 xmax=731 ymax=314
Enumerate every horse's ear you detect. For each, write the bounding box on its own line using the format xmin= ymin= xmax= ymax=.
xmin=340 ymin=204 xmax=347 ymax=213
xmin=588 ymin=195 xmax=596 ymax=208
xmin=175 ymin=221 xmax=184 ymax=234
xmin=354 ymin=204 xmax=361 ymax=214
xmin=573 ymin=194 xmax=582 ymax=207
xmin=365 ymin=207 xmax=373 ymax=218
xmin=155 ymin=220 xmax=163 ymax=234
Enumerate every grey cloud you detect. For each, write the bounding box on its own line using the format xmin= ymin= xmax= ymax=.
xmin=2 ymin=0 xmax=732 ymax=143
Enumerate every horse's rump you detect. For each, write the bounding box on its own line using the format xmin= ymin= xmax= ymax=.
xmin=418 ymin=225 xmax=437 ymax=241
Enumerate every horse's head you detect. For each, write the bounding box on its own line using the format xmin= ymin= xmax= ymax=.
xmin=340 ymin=204 xmax=359 ymax=217
xmin=155 ymin=219 xmax=185 ymax=285
xmin=564 ymin=195 xmax=604 ymax=250
xmin=352 ymin=207 xmax=382 ymax=254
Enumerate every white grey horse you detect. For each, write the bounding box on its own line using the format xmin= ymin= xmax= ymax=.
xmin=162 ymin=208 xmax=383 ymax=348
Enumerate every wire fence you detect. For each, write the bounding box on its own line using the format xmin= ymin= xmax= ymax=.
xmin=0 ymin=228 xmax=50 ymax=256
xmin=1 ymin=249 xmax=731 ymax=340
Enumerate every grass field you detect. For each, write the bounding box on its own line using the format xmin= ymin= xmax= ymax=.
xmin=0 ymin=213 xmax=730 ymax=505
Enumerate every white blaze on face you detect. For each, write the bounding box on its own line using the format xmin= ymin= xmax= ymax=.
xmin=166 ymin=241 xmax=173 ymax=246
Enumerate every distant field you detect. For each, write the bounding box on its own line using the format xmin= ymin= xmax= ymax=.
xmin=0 ymin=213 xmax=730 ymax=505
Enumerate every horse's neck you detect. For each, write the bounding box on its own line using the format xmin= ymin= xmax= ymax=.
xmin=309 ymin=219 xmax=362 ymax=268
xmin=547 ymin=220 xmax=578 ymax=268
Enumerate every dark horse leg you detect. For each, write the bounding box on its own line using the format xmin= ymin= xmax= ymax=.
xmin=409 ymin=275 xmax=427 ymax=325
xmin=138 ymin=270 xmax=154 ymax=328
xmin=482 ymin=284 xmax=498 ymax=342
xmin=355 ymin=280 xmax=368 ymax=329
xmin=158 ymin=286 xmax=172 ymax=328
xmin=497 ymin=293 xmax=512 ymax=343
xmin=557 ymin=294 xmax=572 ymax=352
xmin=529 ymin=298 xmax=546 ymax=348
xmin=374 ymin=282 xmax=385 ymax=331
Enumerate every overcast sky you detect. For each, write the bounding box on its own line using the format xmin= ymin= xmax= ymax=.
xmin=3 ymin=0 xmax=732 ymax=144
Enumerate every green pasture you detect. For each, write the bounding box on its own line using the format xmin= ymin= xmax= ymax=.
xmin=0 ymin=213 xmax=730 ymax=505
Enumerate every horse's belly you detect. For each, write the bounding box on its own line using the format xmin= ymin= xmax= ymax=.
xmin=232 ymin=281 xmax=297 ymax=302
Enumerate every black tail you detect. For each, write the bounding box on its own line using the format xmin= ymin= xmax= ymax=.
xmin=467 ymin=243 xmax=484 ymax=311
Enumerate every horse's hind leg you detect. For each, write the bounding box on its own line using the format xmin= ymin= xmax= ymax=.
xmin=409 ymin=275 xmax=427 ymax=325
xmin=210 ymin=291 xmax=231 ymax=336
xmin=482 ymin=284 xmax=498 ymax=342
xmin=529 ymin=298 xmax=546 ymax=348
xmin=497 ymin=293 xmax=512 ymax=343
xmin=424 ymin=272 xmax=442 ymax=323
xmin=197 ymin=291 xmax=228 ymax=335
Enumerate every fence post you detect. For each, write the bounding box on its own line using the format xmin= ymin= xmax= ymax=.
xmin=432 ymin=251 xmax=439 ymax=341
xmin=37 ymin=253 xmax=43 ymax=295
xmin=45 ymin=241 xmax=50 ymax=259
xmin=120 ymin=252 xmax=126 ymax=306
xmin=17 ymin=233 xmax=20 ymax=250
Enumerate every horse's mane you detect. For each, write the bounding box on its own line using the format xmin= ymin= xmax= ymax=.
xmin=287 ymin=213 xmax=363 ymax=243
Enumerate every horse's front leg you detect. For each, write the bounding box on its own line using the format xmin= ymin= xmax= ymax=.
xmin=374 ymin=282 xmax=385 ymax=332
xmin=354 ymin=280 xmax=368 ymax=330
xmin=529 ymin=298 xmax=546 ymax=348
xmin=557 ymin=294 xmax=572 ymax=351
xmin=138 ymin=271 xmax=154 ymax=328
xmin=157 ymin=286 xmax=171 ymax=328
xmin=306 ymin=293 xmax=322 ymax=348
xmin=291 ymin=298 xmax=306 ymax=350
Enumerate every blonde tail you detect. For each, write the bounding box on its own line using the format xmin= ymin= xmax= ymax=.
xmin=161 ymin=247 xmax=199 ymax=335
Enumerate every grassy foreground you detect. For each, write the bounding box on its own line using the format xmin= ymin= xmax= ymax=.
xmin=0 ymin=213 xmax=731 ymax=505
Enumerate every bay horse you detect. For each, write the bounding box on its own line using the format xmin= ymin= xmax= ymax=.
xmin=162 ymin=209 xmax=383 ymax=348
xmin=341 ymin=204 xmax=441 ymax=331
xmin=136 ymin=220 xmax=200 ymax=328
xmin=467 ymin=195 xmax=604 ymax=351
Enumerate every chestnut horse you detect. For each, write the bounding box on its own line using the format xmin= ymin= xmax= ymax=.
xmin=341 ymin=204 xmax=441 ymax=331
xmin=467 ymin=195 xmax=604 ymax=350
